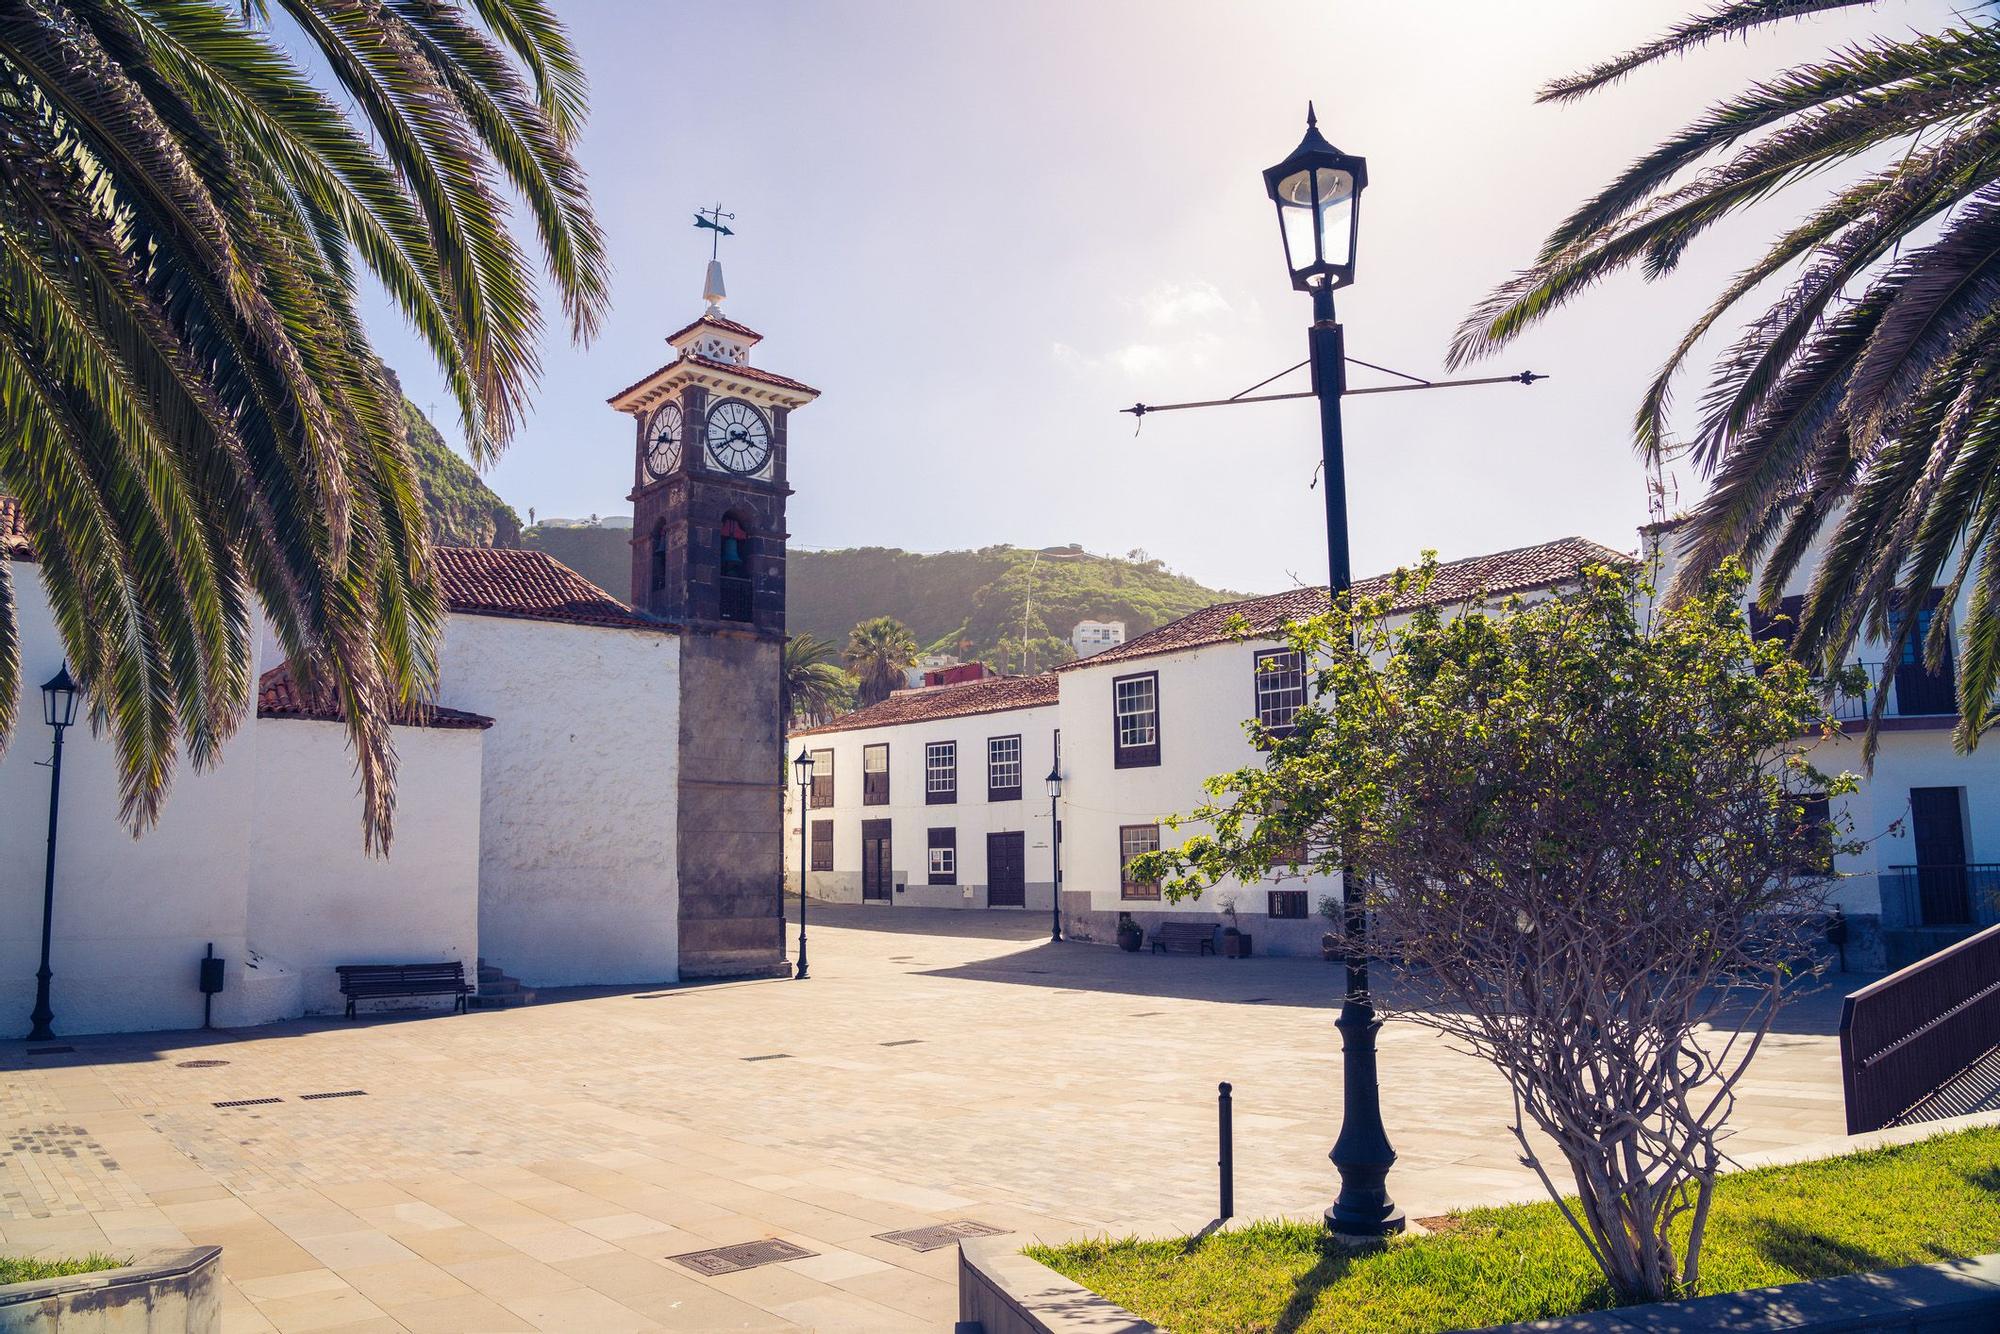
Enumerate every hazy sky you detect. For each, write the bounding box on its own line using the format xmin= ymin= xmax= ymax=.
xmin=367 ymin=0 xmax=1947 ymax=594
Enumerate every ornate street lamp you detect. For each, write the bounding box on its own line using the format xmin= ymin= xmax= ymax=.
xmin=1045 ymin=765 xmax=1064 ymax=943
xmin=791 ymin=747 xmax=814 ymax=980
xmin=1263 ymin=109 xmax=1403 ymax=1241
xmin=29 ymin=665 xmax=79 ymax=1041
xmin=1263 ymin=102 xmax=1367 ymax=299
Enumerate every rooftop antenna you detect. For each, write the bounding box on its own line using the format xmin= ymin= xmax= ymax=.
xmin=694 ymin=203 xmax=735 ymax=315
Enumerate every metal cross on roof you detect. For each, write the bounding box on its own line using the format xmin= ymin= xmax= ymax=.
xmin=693 ymin=202 xmax=735 ymax=258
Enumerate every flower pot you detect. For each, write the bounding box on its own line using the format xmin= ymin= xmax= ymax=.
xmin=1223 ymin=932 xmax=1254 ymax=958
xmin=1322 ymin=933 xmax=1341 ymax=962
xmin=1116 ymin=924 xmax=1143 ymax=953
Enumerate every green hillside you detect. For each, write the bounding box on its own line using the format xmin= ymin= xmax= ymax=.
xmin=402 ymin=395 xmax=522 ymax=548
xmin=790 ymin=545 xmax=1250 ymax=672
xmin=398 ymin=401 xmax=1247 ymax=667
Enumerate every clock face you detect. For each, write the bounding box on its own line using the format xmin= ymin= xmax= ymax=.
xmin=705 ymin=399 xmax=772 ymax=476
xmin=644 ymin=402 xmax=682 ymax=478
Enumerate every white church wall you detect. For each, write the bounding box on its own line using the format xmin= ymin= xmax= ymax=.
xmin=440 ymin=613 xmax=682 ymax=987
xmin=0 ymin=558 xmax=262 ymax=1036
xmin=248 ymin=718 xmax=484 ymax=1015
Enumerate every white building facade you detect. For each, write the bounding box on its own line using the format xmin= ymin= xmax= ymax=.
xmin=789 ymin=529 xmax=1992 ymax=969
xmin=789 ymin=677 xmax=1060 ymax=911
xmin=1070 ymin=620 xmax=1126 ymax=659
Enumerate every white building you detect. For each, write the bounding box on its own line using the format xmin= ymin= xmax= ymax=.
xmin=0 ymin=265 xmax=815 ymax=1035
xmin=1071 ymin=620 xmax=1126 ymax=658
xmin=788 ymin=529 xmax=1992 ymax=968
xmin=791 ymin=676 xmax=1060 ymax=910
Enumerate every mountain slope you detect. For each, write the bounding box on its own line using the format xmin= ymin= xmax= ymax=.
xmin=403 ymin=396 xmax=521 ymax=548
xmin=789 ymin=545 xmax=1250 ymax=672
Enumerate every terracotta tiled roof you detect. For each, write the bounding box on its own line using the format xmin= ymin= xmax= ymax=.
xmin=680 ymin=353 xmax=821 ymax=398
xmin=1 ymin=496 xmax=31 ymax=561
xmin=1059 ymin=536 xmax=1634 ymax=673
xmin=257 ymin=662 xmax=493 ymax=730
xmin=435 ymin=546 xmax=667 ymax=632
xmin=793 ymin=672 xmax=1059 ymax=736
xmin=666 ymin=312 xmax=764 ymax=346
xmin=607 ymin=352 xmax=821 ymax=407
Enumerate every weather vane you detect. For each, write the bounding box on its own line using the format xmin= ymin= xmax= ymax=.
xmin=693 ymin=203 xmax=735 ymax=259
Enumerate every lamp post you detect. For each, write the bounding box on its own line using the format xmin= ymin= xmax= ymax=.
xmin=791 ymin=747 xmax=813 ymax=980
xmin=29 ymin=665 xmax=79 ymax=1042
xmin=1045 ymin=765 xmax=1063 ymax=943
xmin=1263 ymin=106 xmax=1404 ymax=1240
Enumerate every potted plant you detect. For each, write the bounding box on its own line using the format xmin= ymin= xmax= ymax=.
xmin=1318 ymin=894 xmax=1342 ymax=962
xmin=1116 ymin=912 xmax=1143 ymax=952
xmin=1219 ymin=893 xmax=1252 ymax=958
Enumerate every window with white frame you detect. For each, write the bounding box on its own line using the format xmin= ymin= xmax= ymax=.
xmin=1254 ymin=649 xmax=1306 ymax=733
xmin=1113 ymin=672 xmax=1160 ymax=767
xmin=928 ymin=827 xmax=957 ymax=885
xmin=808 ymin=748 xmax=834 ymax=808
xmin=988 ymin=734 xmax=1022 ymax=800
xmin=863 ymin=743 xmax=889 ymax=805
xmin=1119 ymin=823 xmax=1162 ymax=900
xmin=925 ymin=741 xmax=956 ymax=804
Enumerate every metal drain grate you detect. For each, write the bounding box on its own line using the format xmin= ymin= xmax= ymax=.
xmin=176 ymin=1059 xmax=229 ymax=1069
xmin=875 ymin=1220 xmax=1008 ymax=1252
xmin=299 ymin=1089 xmax=367 ymax=1101
xmin=879 ymin=1039 xmax=923 ymax=1047
xmin=740 ymin=1053 xmax=791 ymax=1062
xmin=213 ymin=1097 xmax=281 ymax=1108
xmin=26 ymin=1046 xmax=74 ymax=1056
xmin=667 ymin=1238 xmax=816 ymax=1276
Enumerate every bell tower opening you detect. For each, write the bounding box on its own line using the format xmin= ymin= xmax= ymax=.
xmin=718 ymin=513 xmax=752 ymax=622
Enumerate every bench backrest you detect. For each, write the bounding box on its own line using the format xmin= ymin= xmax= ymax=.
xmin=1156 ymin=922 xmax=1213 ymax=941
xmin=337 ymin=963 xmax=466 ymax=983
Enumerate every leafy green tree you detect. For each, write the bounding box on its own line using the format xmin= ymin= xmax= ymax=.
xmin=1453 ymin=0 xmax=2000 ymax=752
xmin=0 ymin=0 xmax=606 ymax=848
xmin=843 ymin=616 xmax=918 ymax=708
xmin=782 ymin=632 xmax=854 ymax=729
xmin=1138 ymin=560 xmax=1852 ymax=1305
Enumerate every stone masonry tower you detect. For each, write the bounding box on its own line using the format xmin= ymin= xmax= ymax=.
xmin=608 ymin=260 xmax=819 ymax=978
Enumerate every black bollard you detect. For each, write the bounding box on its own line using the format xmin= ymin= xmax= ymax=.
xmin=1218 ymin=1081 xmax=1234 ymax=1221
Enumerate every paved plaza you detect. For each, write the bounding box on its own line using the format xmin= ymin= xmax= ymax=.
xmin=1 ymin=906 xmax=1859 ymax=1331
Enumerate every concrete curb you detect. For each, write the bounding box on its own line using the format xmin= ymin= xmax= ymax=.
xmin=957 ymin=1236 xmax=1157 ymax=1334
xmin=1475 ymin=1252 xmax=2000 ymax=1331
xmin=0 ymin=1246 xmax=221 ymax=1333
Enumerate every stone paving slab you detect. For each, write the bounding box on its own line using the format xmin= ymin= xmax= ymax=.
xmin=0 ymin=904 xmax=1861 ymax=1330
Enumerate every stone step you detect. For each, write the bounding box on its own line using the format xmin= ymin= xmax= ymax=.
xmin=468 ymin=989 xmax=535 ymax=1010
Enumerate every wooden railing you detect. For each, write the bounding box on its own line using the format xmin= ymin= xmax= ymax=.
xmin=1840 ymin=921 xmax=2000 ymax=1133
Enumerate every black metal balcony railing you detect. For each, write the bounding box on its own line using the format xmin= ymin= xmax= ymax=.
xmin=1879 ymin=865 xmax=2000 ymax=930
xmin=1828 ymin=659 xmax=1958 ymax=721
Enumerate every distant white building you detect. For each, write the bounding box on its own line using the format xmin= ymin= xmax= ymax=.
xmin=1071 ymin=620 xmax=1126 ymax=658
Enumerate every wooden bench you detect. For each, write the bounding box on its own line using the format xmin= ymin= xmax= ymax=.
xmin=1151 ymin=922 xmax=1217 ymax=956
xmin=335 ymin=962 xmax=473 ymax=1019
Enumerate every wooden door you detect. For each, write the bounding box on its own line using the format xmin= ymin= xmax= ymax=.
xmin=987 ymin=832 xmax=1025 ymax=908
xmin=1909 ymin=787 xmax=1970 ymax=924
xmin=861 ymin=820 xmax=893 ymax=903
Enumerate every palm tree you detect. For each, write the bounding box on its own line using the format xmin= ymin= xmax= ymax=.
xmin=0 ymin=0 xmax=606 ymax=847
xmin=844 ymin=616 xmax=919 ymax=708
xmin=782 ymin=632 xmax=853 ymax=729
xmin=1451 ymin=0 xmax=2000 ymax=752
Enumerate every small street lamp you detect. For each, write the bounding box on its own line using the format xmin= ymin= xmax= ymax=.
xmin=1045 ymin=765 xmax=1064 ymax=943
xmin=29 ymin=664 xmax=79 ymax=1042
xmin=791 ymin=747 xmax=814 ymax=981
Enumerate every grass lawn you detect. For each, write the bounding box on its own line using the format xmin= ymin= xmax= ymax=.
xmin=1030 ymin=1126 xmax=2000 ymax=1334
xmin=0 ymin=1254 xmax=127 ymax=1285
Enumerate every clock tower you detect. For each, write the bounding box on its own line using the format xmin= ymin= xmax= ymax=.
xmin=610 ymin=259 xmax=819 ymax=979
